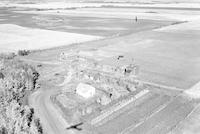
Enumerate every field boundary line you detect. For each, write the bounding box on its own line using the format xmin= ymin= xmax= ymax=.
xmin=120 ymin=96 xmax=175 ymax=134
xmin=91 ymin=90 xmax=149 ymax=126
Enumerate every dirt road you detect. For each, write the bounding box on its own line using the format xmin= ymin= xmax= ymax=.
xmin=29 ymin=83 xmax=71 ymax=134
xmin=25 ymin=58 xmax=72 ymax=134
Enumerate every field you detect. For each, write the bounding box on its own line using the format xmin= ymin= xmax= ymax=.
xmin=88 ymin=91 xmax=194 ymax=134
xmin=0 ymin=7 xmax=174 ymax=36
xmin=6 ymin=6 xmax=200 ymax=89
xmin=0 ymin=7 xmax=176 ymax=53
xmin=170 ymin=104 xmax=200 ymax=134
xmin=100 ymin=27 xmax=200 ymax=89
xmin=0 ymin=24 xmax=102 ymax=52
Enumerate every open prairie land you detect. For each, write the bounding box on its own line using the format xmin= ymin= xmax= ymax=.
xmin=21 ymin=8 xmax=200 ymax=89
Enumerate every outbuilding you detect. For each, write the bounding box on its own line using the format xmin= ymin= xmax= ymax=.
xmin=76 ymin=83 xmax=96 ymax=99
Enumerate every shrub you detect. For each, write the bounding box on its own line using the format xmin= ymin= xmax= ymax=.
xmin=0 ymin=52 xmax=16 ymax=60
xmin=18 ymin=50 xmax=31 ymax=56
xmin=0 ymin=72 xmax=4 ymax=79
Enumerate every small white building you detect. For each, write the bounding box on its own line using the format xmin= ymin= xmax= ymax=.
xmin=76 ymin=83 xmax=96 ymax=99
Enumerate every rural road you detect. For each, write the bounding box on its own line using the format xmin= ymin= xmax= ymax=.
xmin=29 ymin=83 xmax=71 ymax=134
xmin=26 ymin=59 xmax=73 ymax=134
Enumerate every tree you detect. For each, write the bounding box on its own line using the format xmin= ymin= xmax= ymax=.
xmin=31 ymin=118 xmax=43 ymax=134
xmin=0 ymin=72 xmax=4 ymax=79
xmin=0 ymin=58 xmax=43 ymax=134
xmin=17 ymin=50 xmax=30 ymax=56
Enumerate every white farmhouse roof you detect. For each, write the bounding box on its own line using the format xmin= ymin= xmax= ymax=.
xmin=76 ymin=83 xmax=95 ymax=99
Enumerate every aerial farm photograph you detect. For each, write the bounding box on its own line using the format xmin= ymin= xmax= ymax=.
xmin=1 ymin=0 xmax=200 ymax=134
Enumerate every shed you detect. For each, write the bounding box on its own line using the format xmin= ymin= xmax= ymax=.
xmin=76 ymin=83 xmax=96 ymax=99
